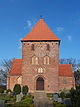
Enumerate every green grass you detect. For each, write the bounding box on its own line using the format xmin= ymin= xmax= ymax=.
xmin=47 ymin=93 xmax=53 ymax=98
xmin=5 ymin=103 xmax=33 ymax=107
xmin=4 ymin=94 xmax=33 ymax=107
xmin=0 ymin=93 xmax=33 ymax=107
xmin=21 ymin=95 xmax=33 ymax=105
xmin=54 ymin=102 xmax=66 ymax=107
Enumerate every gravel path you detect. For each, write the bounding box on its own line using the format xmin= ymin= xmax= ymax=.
xmin=34 ymin=91 xmax=54 ymax=107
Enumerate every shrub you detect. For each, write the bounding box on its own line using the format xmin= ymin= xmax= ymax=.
xmin=70 ymin=86 xmax=80 ymax=107
xmin=22 ymin=85 xmax=28 ymax=95
xmin=6 ymin=89 xmax=12 ymax=93
xmin=70 ymin=88 xmax=77 ymax=107
xmin=13 ymin=84 xmax=21 ymax=95
xmin=0 ymin=88 xmax=4 ymax=93
xmin=76 ymin=96 xmax=80 ymax=107
xmin=59 ymin=91 xmax=66 ymax=100
xmin=66 ymin=93 xmax=71 ymax=98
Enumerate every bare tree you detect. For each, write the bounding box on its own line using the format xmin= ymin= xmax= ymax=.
xmin=77 ymin=59 xmax=80 ymax=69
xmin=0 ymin=69 xmax=8 ymax=85
xmin=59 ymin=58 xmax=65 ymax=64
xmin=0 ymin=59 xmax=13 ymax=85
xmin=2 ymin=59 xmax=13 ymax=72
xmin=59 ymin=58 xmax=80 ymax=85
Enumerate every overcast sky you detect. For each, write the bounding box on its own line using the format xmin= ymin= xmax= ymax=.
xmin=0 ymin=0 xmax=80 ymax=66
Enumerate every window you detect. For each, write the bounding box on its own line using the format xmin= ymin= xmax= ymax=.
xmin=32 ymin=57 xmax=35 ymax=65
xmin=32 ymin=56 xmax=38 ymax=65
xmin=38 ymin=68 xmax=43 ymax=73
xmin=31 ymin=44 xmax=34 ymax=50
xmin=17 ymin=77 xmax=22 ymax=84
xmin=63 ymin=79 xmax=66 ymax=84
xmin=44 ymin=56 xmax=49 ymax=64
xmin=47 ymin=44 xmax=50 ymax=51
xmin=35 ymin=57 xmax=38 ymax=65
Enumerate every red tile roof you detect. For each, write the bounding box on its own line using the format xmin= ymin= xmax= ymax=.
xmin=21 ymin=19 xmax=60 ymax=41
xmin=9 ymin=59 xmax=22 ymax=76
xmin=9 ymin=59 xmax=73 ymax=77
xmin=59 ymin=64 xmax=73 ymax=77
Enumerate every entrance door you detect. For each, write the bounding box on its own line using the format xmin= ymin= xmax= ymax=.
xmin=36 ymin=77 xmax=44 ymax=90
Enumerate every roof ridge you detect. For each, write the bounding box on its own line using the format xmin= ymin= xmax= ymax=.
xmin=59 ymin=64 xmax=72 ymax=65
xmin=13 ymin=58 xmax=22 ymax=60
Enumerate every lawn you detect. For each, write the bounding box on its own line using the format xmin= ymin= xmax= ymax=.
xmin=0 ymin=94 xmax=33 ymax=107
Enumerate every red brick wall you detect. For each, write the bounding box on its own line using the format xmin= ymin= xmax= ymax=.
xmin=7 ymin=41 xmax=75 ymax=92
xmin=7 ymin=76 xmax=10 ymax=89
xmin=59 ymin=76 xmax=75 ymax=91
xmin=7 ymin=76 xmax=22 ymax=91
xmin=22 ymin=42 xmax=59 ymax=93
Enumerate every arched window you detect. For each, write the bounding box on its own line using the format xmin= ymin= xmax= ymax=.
xmin=35 ymin=57 xmax=38 ymax=65
xmin=32 ymin=56 xmax=35 ymax=65
xmin=44 ymin=56 xmax=49 ymax=64
xmin=31 ymin=44 xmax=34 ymax=50
xmin=32 ymin=56 xmax=38 ymax=65
xmin=38 ymin=68 xmax=43 ymax=73
xmin=17 ymin=77 xmax=22 ymax=84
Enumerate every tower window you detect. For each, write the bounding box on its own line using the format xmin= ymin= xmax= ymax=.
xmin=32 ymin=56 xmax=38 ymax=65
xmin=31 ymin=44 xmax=34 ymax=50
xmin=44 ymin=56 xmax=49 ymax=65
xmin=47 ymin=44 xmax=50 ymax=51
xmin=35 ymin=57 xmax=38 ymax=65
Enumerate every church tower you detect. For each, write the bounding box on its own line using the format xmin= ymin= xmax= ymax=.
xmin=21 ymin=18 xmax=60 ymax=93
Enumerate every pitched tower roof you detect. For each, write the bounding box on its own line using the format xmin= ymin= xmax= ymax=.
xmin=21 ymin=18 xmax=60 ymax=42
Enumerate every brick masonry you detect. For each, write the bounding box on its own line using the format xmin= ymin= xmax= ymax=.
xmin=59 ymin=76 xmax=75 ymax=90
xmin=7 ymin=41 xmax=75 ymax=93
xmin=7 ymin=40 xmax=75 ymax=92
xmin=7 ymin=76 xmax=22 ymax=90
xmin=22 ymin=41 xmax=59 ymax=93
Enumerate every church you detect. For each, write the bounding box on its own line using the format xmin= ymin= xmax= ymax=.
xmin=7 ymin=18 xmax=75 ymax=93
